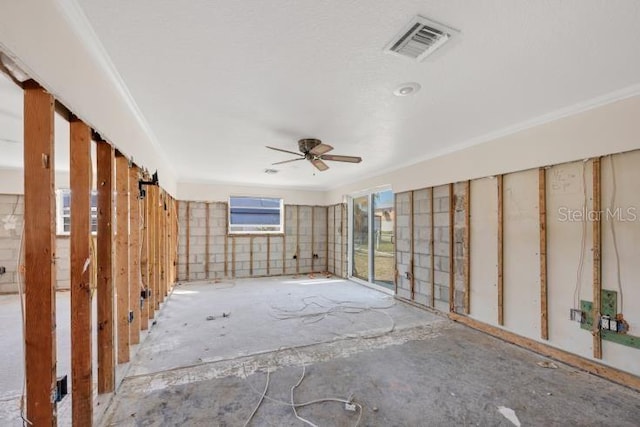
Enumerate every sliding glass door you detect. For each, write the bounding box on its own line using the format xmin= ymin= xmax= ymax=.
xmin=351 ymin=189 xmax=394 ymax=290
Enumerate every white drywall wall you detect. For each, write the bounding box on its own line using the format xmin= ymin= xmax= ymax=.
xmin=503 ymin=169 xmax=540 ymax=339
xmin=599 ymin=151 xmax=640 ymax=375
xmin=469 ymin=177 xmax=498 ymax=324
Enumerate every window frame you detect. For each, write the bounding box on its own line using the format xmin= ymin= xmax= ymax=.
xmin=227 ymin=195 xmax=284 ymax=235
xmin=55 ymin=189 xmax=98 ymax=236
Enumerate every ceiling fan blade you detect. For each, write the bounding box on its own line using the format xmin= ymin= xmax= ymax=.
xmin=266 ymin=146 xmax=304 ymax=157
xmin=272 ymin=158 xmax=305 ymax=165
xmin=309 ymin=143 xmax=333 ymax=156
xmin=320 ymin=154 xmax=362 ymax=163
xmin=311 ymin=158 xmax=329 ymax=171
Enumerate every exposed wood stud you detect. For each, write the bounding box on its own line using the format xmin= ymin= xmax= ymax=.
xmin=464 ymin=180 xmax=471 ymax=315
xmin=409 ymin=191 xmax=415 ymax=301
xmin=449 ymin=184 xmax=455 ymax=313
xmin=497 ymin=175 xmax=504 ymax=325
xmin=224 ymin=202 xmax=229 ymax=278
xmin=205 ymin=203 xmax=210 ymax=279
xmin=115 ymin=153 xmax=130 ymax=364
xmin=311 ymin=206 xmax=316 ymax=272
xmin=232 ymin=237 xmax=236 ymax=278
xmin=129 ymin=166 xmax=141 ymax=344
xmin=267 ymin=235 xmax=271 ymax=276
xmin=250 ymin=236 xmax=254 ymax=276
xmin=23 ymin=81 xmax=57 ymax=425
xmin=96 ymin=141 xmax=115 ymax=394
xmin=394 ymin=196 xmax=398 ymax=293
xmin=430 ymin=187 xmax=435 ymax=308
xmin=159 ymin=193 xmax=166 ymax=300
xmin=185 ymin=201 xmax=190 ymax=281
xmin=149 ymin=186 xmax=159 ymax=313
xmin=296 ymin=205 xmax=300 ymax=275
xmin=592 ymin=158 xmax=602 ymax=359
xmin=70 ymin=118 xmax=93 ymax=426
xmin=539 ymin=168 xmax=549 ymax=340
xmin=331 ymin=205 xmax=340 ymax=281
xmin=340 ymin=203 xmax=349 ymax=278
xmin=283 ymin=206 xmax=287 ymax=275
xmin=325 ymin=206 xmax=329 ymax=273
xmin=140 ymin=172 xmax=149 ymax=330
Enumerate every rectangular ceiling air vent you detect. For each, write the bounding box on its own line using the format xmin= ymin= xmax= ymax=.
xmin=385 ymin=15 xmax=458 ymax=62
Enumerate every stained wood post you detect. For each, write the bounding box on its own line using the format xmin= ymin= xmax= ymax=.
xmin=464 ymin=180 xmax=471 ymax=315
xmin=147 ymin=184 xmax=156 ymax=319
xmin=497 ymin=175 xmax=504 ymax=325
xmin=205 ymin=203 xmax=210 ymax=279
xmin=24 ymin=81 xmax=57 ymax=426
xmin=96 ymin=140 xmax=115 ymax=393
xmin=129 ymin=166 xmax=141 ymax=344
xmin=409 ymin=191 xmax=415 ymax=301
xmin=539 ymin=168 xmax=549 ymax=340
xmin=186 ymin=201 xmax=190 ymax=281
xmin=115 ymin=153 xmax=130 ymax=364
xmin=449 ymin=184 xmax=455 ymax=312
xmin=70 ymin=118 xmax=93 ymax=425
xmin=592 ymin=158 xmax=602 ymax=359
xmin=430 ymin=188 xmax=435 ymax=308
xmin=154 ymin=189 xmax=161 ymax=309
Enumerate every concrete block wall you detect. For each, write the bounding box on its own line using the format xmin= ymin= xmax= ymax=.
xmin=412 ymin=189 xmax=432 ymax=306
xmin=0 ymin=194 xmax=72 ymax=293
xmin=177 ymin=201 xmax=329 ymax=281
xmin=327 ymin=203 xmax=347 ymax=278
xmin=432 ymin=185 xmax=451 ymax=312
xmin=394 ymin=185 xmax=467 ymax=311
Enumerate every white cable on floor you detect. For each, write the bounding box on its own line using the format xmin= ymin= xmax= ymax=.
xmin=608 ymin=155 xmax=624 ymax=312
xmin=243 ymin=369 xmax=270 ymax=427
xmin=241 ymin=362 xmax=363 ymax=426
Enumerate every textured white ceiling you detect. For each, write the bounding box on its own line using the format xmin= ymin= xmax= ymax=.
xmin=2 ymin=1 xmax=640 ymax=190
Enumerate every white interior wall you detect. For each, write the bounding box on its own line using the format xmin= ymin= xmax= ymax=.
xmin=325 ymin=95 xmax=640 ymax=204
xmin=503 ymin=169 xmax=540 ymax=338
xmin=600 ymin=152 xmax=640 ymax=375
xmin=546 ymin=160 xmax=594 ymax=360
xmin=469 ymin=177 xmax=498 ymax=324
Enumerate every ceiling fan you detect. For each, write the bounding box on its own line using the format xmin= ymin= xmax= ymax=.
xmin=266 ymin=138 xmax=362 ymax=172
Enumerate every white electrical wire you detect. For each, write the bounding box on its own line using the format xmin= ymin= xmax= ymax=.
xmin=243 ymin=369 xmax=270 ymax=427
xmin=16 ymin=215 xmax=33 ymax=426
xmin=573 ymin=161 xmax=588 ymax=309
xmin=241 ymin=362 xmax=363 ymax=427
xmin=608 ymin=155 xmax=624 ymax=312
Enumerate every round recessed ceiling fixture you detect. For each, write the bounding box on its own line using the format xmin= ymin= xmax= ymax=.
xmin=393 ymin=82 xmax=421 ymax=97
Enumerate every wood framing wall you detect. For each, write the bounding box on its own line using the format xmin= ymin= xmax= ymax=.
xmin=393 ymin=149 xmax=640 ymax=389
xmin=14 ymin=81 xmax=179 ymax=426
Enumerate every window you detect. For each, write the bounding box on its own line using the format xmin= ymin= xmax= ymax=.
xmin=228 ymin=196 xmax=283 ymax=234
xmin=56 ymin=189 xmax=98 ymax=235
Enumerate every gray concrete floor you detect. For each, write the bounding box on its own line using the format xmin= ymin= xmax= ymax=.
xmin=103 ymin=277 xmax=640 ymax=426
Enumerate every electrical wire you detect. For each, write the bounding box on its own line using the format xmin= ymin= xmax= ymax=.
xmin=608 ymin=155 xmax=624 ymax=312
xmin=243 ymin=369 xmax=270 ymax=427
xmin=16 ymin=213 xmax=33 ymax=426
xmin=573 ymin=161 xmax=588 ymax=309
xmin=241 ymin=362 xmax=363 ymax=427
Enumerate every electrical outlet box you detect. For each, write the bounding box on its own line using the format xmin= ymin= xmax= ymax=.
xmin=0 ymin=266 xmax=6 ymax=275
xmin=601 ymin=315 xmax=611 ymax=330
xmin=128 ymin=311 xmax=134 ymax=324
xmin=345 ymin=402 xmax=356 ymax=412
xmin=570 ymin=309 xmax=584 ymax=323
xmin=55 ymin=375 xmax=68 ymax=402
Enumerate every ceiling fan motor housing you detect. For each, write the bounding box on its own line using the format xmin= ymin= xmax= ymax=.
xmin=298 ymin=138 xmax=321 ymax=154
